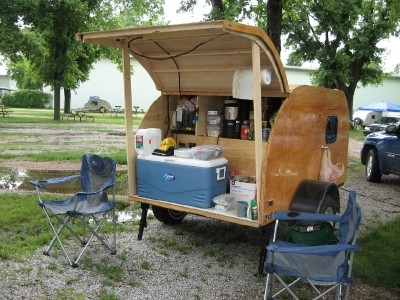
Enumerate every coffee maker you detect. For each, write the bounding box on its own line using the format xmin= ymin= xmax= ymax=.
xmin=223 ymin=99 xmax=250 ymax=138
xmin=222 ymin=100 xmax=238 ymax=138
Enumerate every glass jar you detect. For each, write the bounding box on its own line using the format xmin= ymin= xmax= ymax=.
xmin=240 ymin=120 xmax=249 ymax=140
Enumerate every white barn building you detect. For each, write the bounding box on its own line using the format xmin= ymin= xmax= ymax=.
xmin=45 ymin=58 xmax=161 ymax=112
xmin=2 ymin=58 xmax=400 ymax=112
xmin=286 ymin=66 xmax=400 ymax=112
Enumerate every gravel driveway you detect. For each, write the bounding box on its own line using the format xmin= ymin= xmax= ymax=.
xmin=0 ymin=123 xmax=399 ymax=299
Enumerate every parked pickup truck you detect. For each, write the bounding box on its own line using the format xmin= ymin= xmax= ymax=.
xmin=77 ymin=21 xmax=349 ymax=271
xmin=361 ymin=123 xmax=400 ymax=182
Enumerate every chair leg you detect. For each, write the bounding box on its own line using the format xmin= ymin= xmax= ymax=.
xmin=334 ymin=284 xmax=343 ymax=300
xmin=265 ymin=273 xmax=303 ymax=300
xmin=343 ymin=284 xmax=351 ymax=300
xmin=264 ymin=273 xmax=274 ymax=300
xmin=87 ymin=214 xmax=116 ymax=252
xmin=73 ymin=212 xmax=116 ymax=266
xmin=305 ymin=279 xmax=343 ymax=300
xmin=42 ymin=212 xmax=75 ymax=266
xmin=43 ymin=209 xmax=117 ymax=267
xmin=112 ymin=206 xmax=117 ymax=254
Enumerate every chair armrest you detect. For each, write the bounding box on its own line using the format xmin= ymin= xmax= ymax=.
xmin=75 ymin=183 xmax=115 ymax=197
xmin=267 ymin=241 xmax=360 ymax=254
xmin=273 ymin=210 xmax=342 ymax=223
xmin=29 ymin=175 xmax=80 ymax=188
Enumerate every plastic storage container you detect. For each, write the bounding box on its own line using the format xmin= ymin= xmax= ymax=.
xmin=207 ymin=125 xmax=223 ymax=137
xmin=174 ymin=148 xmax=193 ymax=158
xmin=191 ymin=145 xmax=223 ymax=160
xmin=207 ymin=111 xmax=223 ymax=137
xmin=207 ymin=114 xmax=223 ymax=125
xmin=135 ymin=128 xmax=162 ymax=155
xmin=213 ymin=193 xmax=234 ymax=211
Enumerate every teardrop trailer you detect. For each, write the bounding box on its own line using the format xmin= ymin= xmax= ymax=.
xmin=76 ymin=21 xmax=349 ymax=270
xmin=83 ymin=96 xmax=112 ymax=113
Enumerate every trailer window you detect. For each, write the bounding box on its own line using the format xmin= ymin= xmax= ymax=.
xmin=325 ymin=116 xmax=338 ymax=144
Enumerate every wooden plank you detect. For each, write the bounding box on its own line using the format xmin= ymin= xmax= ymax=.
xmin=122 ymin=44 xmax=136 ymax=196
xmin=252 ymin=42 xmax=264 ymax=208
xmin=128 ymin=195 xmax=260 ymax=228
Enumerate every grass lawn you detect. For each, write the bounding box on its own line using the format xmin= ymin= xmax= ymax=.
xmin=0 ymin=108 xmax=141 ymax=125
xmin=0 ymin=108 xmax=143 ymax=164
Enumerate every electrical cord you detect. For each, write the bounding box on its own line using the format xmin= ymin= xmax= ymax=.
xmin=127 ymin=33 xmax=225 ymax=147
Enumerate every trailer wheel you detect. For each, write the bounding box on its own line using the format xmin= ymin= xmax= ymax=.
xmin=365 ymin=148 xmax=382 ymax=182
xmin=317 ymin=194 xmax=336 ymax=214
xmin=99 ymin=106 xmax=105 ymax=113
xmin=152 ymin=206 xmax=187 ymax=225
xmin=291 ymin=179 xmax=340 ymax=214
xmin=353 ymin=117 xmax=363 ymax=130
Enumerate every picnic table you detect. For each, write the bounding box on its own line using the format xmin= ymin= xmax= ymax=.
xmin=110 ymin=106 xmax=124 ymax=116
xmin=0 ymin=105 xmax=13 ymax=117
xmin=62 ymin=109 xmax=94 ymax=122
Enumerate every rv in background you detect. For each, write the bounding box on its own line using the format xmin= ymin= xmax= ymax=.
xmin=83 ymin=96 xmax=112 ymax=113
xmin=352 ymin=110 xmax=382 ymax=128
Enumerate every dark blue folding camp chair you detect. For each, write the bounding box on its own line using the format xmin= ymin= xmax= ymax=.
xmin=264 ymin=190 xmax=361 ymax=300
xmin=30 ymin=154 xmax=117 ymax=267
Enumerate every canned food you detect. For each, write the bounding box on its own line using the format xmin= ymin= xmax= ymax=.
xmin=262 ymin=128 xmax=270 ymax=142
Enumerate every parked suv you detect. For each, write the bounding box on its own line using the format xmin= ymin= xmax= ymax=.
xmin=361 ymin=123 xmax=400 ymax=182
xmin=363 ymin=114 xmax=400 ymax=136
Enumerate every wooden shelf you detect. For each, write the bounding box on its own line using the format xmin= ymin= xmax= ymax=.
xmin=129 ymin=195 xmax=260 ymax=228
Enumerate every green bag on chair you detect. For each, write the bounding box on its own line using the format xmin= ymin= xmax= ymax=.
xmin=286 ymin=221 xmax=339 ymax=246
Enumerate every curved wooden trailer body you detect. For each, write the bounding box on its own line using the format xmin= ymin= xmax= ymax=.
xmin=77 ymin=21 xmax=349 ymax=230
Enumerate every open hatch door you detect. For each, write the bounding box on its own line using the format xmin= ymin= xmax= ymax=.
xmin=76 ymin=20 xmax=289 ymax=97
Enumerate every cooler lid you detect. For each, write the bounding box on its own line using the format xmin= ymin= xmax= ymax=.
xmin=137 ymin=154 xmax=228 ymax=168
xmin=76 ymin=20 xmax=289 ymax=97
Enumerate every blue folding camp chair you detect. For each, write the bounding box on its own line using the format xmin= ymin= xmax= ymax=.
xmin=264 ymin=190 xmax=361 ymax=300
xmin=29 ymin=154 xmax=117 ymax=267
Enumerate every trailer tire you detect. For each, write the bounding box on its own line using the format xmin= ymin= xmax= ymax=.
xmin=353 ymin=117 xmax=363 ymax=130
xmin=291 ymin=179 xmax=340 ymax=214
xmin=152 ymin=206 xmax=187 ymax=225
xmin=99 ymin=106 xmax=105 ymax=113
xmin=317 ymin=194 xmax=336 ymax=214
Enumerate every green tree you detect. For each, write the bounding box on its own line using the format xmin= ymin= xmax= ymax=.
xmin=7 ymin=58 xmax=44 ymax=90
xmin=0 ymin=0 xmax=33 ymax=60
xmin=1 ymin=0 xmax=165 ymax=119
xmin=178 ymin=0 xmax=283 ymax=53
xmin=24 ymin=0 xmax=106 ymax=119
xmin=283 ymin=0 xmax=400 ymax=116
xmin=177 ymin=0 xmax=400 ymax=116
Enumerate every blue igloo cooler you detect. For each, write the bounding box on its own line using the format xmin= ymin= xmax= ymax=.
xmin=136 ymin=155 xmax=228 ymax=208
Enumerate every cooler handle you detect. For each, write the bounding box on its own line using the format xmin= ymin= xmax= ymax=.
xmin=216 ymin=166 xmax=226 ymax=181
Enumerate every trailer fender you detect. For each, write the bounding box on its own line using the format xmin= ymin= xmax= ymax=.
xmin=291 ymin=179 xmax=340 ymax=214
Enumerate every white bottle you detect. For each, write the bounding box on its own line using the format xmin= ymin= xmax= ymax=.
xmin=135 ymin=128 xmax=162 ymax=155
